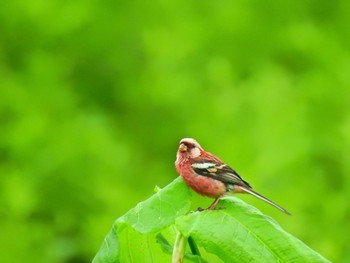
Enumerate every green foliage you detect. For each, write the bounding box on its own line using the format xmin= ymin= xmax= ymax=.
xmin=1 ymin=0 xmax=349 ymax=262
xmin=93 ymin=177 xmax=192 ymax=262
xmin=93 ymin=178 xmax=329 ymax=263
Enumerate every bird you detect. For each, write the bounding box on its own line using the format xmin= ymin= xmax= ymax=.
xmin=175 ymin=138 xmax=290 ymax=215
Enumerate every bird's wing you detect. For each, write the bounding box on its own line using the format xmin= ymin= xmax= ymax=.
xmin=190 ymin=158 xmax=251 ymax=188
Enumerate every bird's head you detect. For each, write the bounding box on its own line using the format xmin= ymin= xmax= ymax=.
xmin=176 ymin=138 xmax=204 ymax=161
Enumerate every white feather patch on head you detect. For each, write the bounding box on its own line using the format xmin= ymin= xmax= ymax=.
xmin=189 ymin=147 xmax=201 ymax=158
xmin=191 ymin=162 xmax=216 ymax=169
xmin=180 ymin=138 xmax=201 ymax=147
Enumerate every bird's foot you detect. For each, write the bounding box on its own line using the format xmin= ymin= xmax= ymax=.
xmin=195 ymin=206 xmax=225 ymax=212
xmin=208 ymin=205 xmax=225 ymax=210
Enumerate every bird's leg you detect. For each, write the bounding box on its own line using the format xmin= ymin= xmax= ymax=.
xmin=207 ymin=196 xmax=224 ymax=210
xmin=195 ymin=197 xmax=225 ymax=212
xmin=207 ymin=197 xmax=222 ymax=210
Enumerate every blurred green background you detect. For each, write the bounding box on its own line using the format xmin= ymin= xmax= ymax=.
xmin=1 ymin=0 xmax=349 ymax=262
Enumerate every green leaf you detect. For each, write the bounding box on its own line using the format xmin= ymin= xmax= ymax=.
xmin=118 ymin=177 xmax=192 ymax=234
xmin=94 ymin=178 xmax=329 ymax=263
xmin=93 ymin=177 xmax=192 ymax=262
xmin=175 ymin=196 xmax=330 ymax=263
xmin=93 ymin=225 xmax=119 ymax=263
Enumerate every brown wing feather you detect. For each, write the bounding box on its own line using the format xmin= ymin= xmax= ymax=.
xmin=190 ymin=154 xmax=251 ymax=188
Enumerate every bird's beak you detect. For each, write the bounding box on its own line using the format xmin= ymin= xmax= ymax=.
xmin=178 ymin=143 xmax=187 ymax=152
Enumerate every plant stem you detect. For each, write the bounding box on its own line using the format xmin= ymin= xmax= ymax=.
xmin=172 ymin=231 xmax=187 ymax=263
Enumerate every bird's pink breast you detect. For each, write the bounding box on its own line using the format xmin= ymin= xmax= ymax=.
xmin=179 ymin=166 xmax=227 ymax=198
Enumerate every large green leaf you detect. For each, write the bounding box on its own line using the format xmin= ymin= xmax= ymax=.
xmin=93 ymin=177 xmax=193 ymax=262
xmin=93 ymin=178 xmax=329 ymax=263
xmin=176 ymin=197 xmax=330 ymax=263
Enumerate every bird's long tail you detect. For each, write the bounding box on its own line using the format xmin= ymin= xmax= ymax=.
xmin=239 ymin=186 xmax=291 ymax=215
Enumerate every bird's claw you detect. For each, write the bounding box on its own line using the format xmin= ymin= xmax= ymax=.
xmin=195 ymin=206 xmax=226 ymax=212
xmin=208 ymin=206 xmax=225 ymax=210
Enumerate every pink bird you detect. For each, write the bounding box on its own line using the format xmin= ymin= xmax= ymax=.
xmin=175 ymin=138 xmax=290 ymax=214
